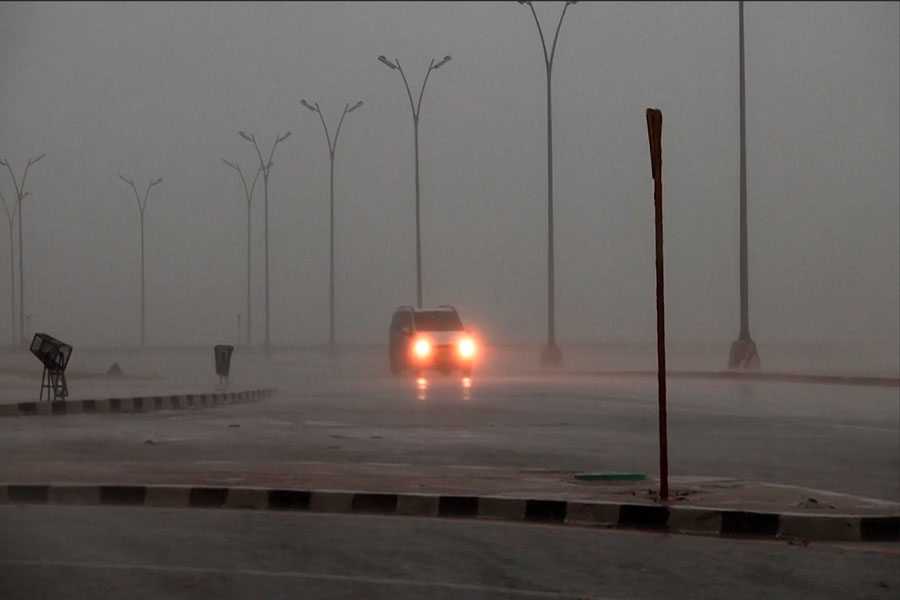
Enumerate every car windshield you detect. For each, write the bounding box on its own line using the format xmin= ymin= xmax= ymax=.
xmin=414 ymin=311 xmax=463 ymax=332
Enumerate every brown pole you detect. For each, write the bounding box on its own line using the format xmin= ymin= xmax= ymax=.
xmin=646 ymin=108 xmax=668 ymax=501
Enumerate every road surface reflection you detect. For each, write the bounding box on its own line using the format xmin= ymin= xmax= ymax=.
xmin=414 ymin=376 xmax=473 ymax=402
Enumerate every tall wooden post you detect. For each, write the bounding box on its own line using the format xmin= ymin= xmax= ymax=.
xmin=646 ymin=108 xmax=668 ymax=501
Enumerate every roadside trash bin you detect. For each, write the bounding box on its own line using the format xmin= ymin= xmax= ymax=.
xmin=214 ymin=344 xmax=234 ymax=386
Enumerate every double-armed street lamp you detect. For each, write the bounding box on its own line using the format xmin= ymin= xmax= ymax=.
xmin=517 ymin=0 xmax=578 ymax=366
xmin=377 ymin=54 xmax=452 ymax=309
xmin=300 ymin=98 xmax=363 ymax=348
xmin=222 ymin=158 xmax=262 ymax=347
xmin=238 ymin=130 xmax=291 ymax=350
xmin=118 ymin=175 xmax=163 ymax=348
xmin=1 ymin=153 xmax=46 ymax=348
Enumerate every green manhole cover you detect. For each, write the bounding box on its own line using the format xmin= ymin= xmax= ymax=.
xmin=574 ymin=472 xmax=647 ymax=482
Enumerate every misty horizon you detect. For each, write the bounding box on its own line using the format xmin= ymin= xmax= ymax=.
xmin=0 ymin=2 xmax=897 ymax=367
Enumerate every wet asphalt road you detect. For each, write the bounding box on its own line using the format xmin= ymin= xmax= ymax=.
xmin=1 ymin=505 xmax=898 ymax=600
xmin=1 ymin=345 xmax=897 ymax=501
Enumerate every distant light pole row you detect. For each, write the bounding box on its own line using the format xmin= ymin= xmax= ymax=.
xmin=1 ymin=153 xmax=45 ymax=348
xmin=118 ymin=174 xmax=163 ymax=348
xmin=0 ymin=3 xmax=561 ymax=360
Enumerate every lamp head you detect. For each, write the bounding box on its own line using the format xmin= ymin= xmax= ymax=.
xmin=347 ymin=100 xmax=363 ymax=113
xmin=300 ymin=99 xmax=318 ymax=112
xmin=433 ymin=55 xmax=452 ymax=69
xmin=378 ymin=55 xmax=398 ymax=70
xmin=239 ymin=131 xmax=253 ymax=142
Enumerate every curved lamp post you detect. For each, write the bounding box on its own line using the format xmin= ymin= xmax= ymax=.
xmin=1 ymin=153 xmax=46 ymax=347
xmin=238 ymin=130 xmax=291 ymax=349
xmin=377 ymin=54 xmax=451 ymax=309
xmin=223 ymin=158 xmax=262 ymax=347
xmin=517 ymin=0 xmax=577 ymax=366
xmin=300 ymin=98 xmax=363 ymax=348
xmin=118 ymin=174 xmax=163 ymax=348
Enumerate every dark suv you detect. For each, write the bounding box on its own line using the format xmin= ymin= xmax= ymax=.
xmin=389 ymin=305 xmax=478 ymax=376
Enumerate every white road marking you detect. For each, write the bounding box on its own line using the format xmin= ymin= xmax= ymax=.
xmin=0 ymin=559 xmax=612 ymax=599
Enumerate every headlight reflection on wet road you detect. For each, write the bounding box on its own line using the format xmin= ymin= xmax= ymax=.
xmin=461 ymin=376 xmax=472 ymax=401
xmin=414 ymin=376 xmax=473 ymax=402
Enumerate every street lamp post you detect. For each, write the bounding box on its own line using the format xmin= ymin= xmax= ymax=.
xmin=300 ymin=98 xmax=363 ymax=348
xmin=377 ymin=54 xmax=452 ymax=309
xmin=223 ymin=158 xmax=262 ymax=347
xmin=0 ymin=192 xmax=16 ymax=346
xmin=239 ymin=131 xmax=292 ymax=350
xmin=1 ymin=153 xmax=46 ymax=348
xmin=517 ymin=0 xmax=577 ymax=367
xmin=728 ymin=0 xmax=761 ymax=368
xmin=118 ymin=174 xmax=163 ymax=348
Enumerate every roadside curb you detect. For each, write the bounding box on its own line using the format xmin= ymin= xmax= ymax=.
xmin=0 ymin=388 xmax=277 ymax=417
xmin=1 ymin=483 xmax=896 ymax=542
xmin=583 ymin=370 xmax=900 ymax=388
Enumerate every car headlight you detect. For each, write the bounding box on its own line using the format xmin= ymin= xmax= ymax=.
xmin=413 ymin=338 xmax=431 ymax=358
xmin=458 ymin=338 xmax=475 ymax=358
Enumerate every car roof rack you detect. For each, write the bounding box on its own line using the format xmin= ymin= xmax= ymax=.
xmin=436 ymin=305 xmax=458 ymax=312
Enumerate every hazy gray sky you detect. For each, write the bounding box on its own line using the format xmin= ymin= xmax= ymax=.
xmin=0 ymin=2 xmax=897 ymax=359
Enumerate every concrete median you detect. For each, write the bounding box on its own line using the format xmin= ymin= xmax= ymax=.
xmin=2 ymin=481 xmax=894 ymax=542
xmin=0 ymin=388 xmax=276 ymax=417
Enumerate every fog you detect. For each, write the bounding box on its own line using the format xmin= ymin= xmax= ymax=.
xmin=0 ymin=2 xmax=897 ymax=371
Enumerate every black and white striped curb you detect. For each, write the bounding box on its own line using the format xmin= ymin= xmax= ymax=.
xmin=585 ymin=370 xmax=899 ymax=388
xmin=0 ymin=388 xmax=276 ymax=417
xmin=1 ymin=483 xmax=896 ymax=542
